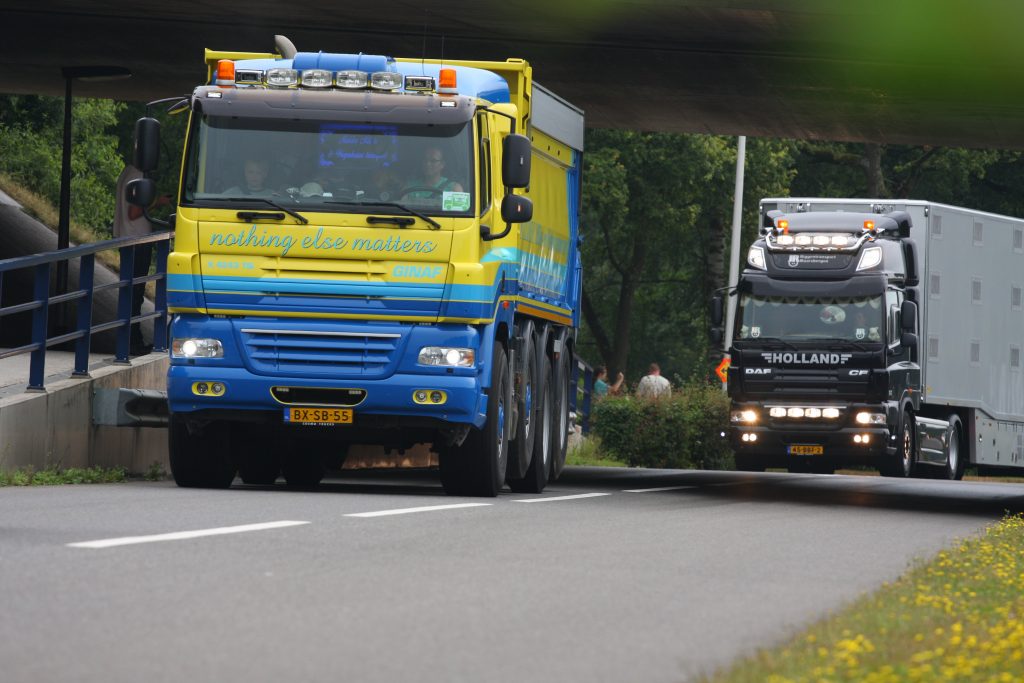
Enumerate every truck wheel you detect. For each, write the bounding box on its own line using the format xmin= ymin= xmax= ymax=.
xmin=440 ymin=342 xmax=510 ymax=497
xmin=168 ymin=414 xmax=237 ymax=489
xmin=549 ymin=346 xmax=571 ymax=481
xmin=507 ymin=321 xmax=538 ymax=480
xmin=941 ymin=420 xmax=966 ymax=481
xmin=509 ymin=352 xmax=551 ymax=493
xmin=881 ymin=411 xmax=914 ymax=478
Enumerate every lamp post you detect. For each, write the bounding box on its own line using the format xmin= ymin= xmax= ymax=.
xmin=56 ymin=65 xmax=131 ymax=299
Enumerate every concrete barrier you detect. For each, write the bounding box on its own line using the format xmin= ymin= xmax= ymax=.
xmin=0 ymin=355 xmax=169 ymax=474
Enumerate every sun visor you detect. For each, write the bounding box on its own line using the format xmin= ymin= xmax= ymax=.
xmin=743 ymin=273 xmax=887 ymax=298
xmin=193 ymin=87 xmax=473 ymax=125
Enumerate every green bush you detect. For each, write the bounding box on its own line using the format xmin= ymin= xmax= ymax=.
xmin=591 ymin=381 xmax=734 ymax=470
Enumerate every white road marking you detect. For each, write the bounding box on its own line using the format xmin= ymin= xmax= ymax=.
xmin=346 ymin=503 xmax=492 ymax=518
xmin=623 ymin=486 xmax=696 ymax=493
xmin=67 ymin=520 xmax=310 ymax=549
xmin=511 ymin=493 xmax=611 ymax=503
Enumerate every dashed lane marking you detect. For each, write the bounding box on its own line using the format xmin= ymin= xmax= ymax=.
xmin=346 ymin=503 xmax=492 ymax=518
xmin=511 ymin=493 xmax=611 ymax=503
xmin=67 ymin=520 xmax=311 ymax=549
xmin=623 ymin=486 xmax=697 ymax=493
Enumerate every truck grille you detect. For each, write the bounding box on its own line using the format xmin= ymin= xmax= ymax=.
xmin=241 ymin=328 xmax=403 ymax=378
xmin=744 ymin=369 xmax=868 ymax=396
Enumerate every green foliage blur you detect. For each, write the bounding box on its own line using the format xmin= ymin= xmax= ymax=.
xmin=590 ymin=381 xmax=733 ymax=470
xmin=0 ymin=94 xmax=186 ymax=236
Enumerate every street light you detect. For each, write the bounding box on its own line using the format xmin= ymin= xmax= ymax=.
xmin=56 ymin=65 xmax=132 ymax=298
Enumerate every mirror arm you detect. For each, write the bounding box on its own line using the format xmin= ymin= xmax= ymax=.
xmin=482 ymin=220 xmax=512 ymax=242
xmin=143 ymin=206 xmax=172 ymax=230
xmin=477 ymin=106 xmax=516 ymax=134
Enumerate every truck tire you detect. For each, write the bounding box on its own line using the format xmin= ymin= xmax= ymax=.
xmin=941 ymin=419 xmax=966 ymax=481
xmin=549 ymin=346 xmax=571 ymax=481
xmin=507 ymin=321 xmax=538 ymax=480
xmin=880 ymin=410 xmax=914 ymax=478
xmin=169 ymin=414 xmax=237 ymax=489
xmin=509 ymin=351 xmax=551 ymax=493
xmin=439 ymin=343 xmax=510 ymax=497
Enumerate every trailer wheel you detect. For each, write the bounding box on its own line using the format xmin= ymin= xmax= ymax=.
xmin=507 ymin=321 xmax=538 ymax=480
xmin=881 ymin=410 xmax=914 ymax=478
xmin=440 ymin=342 xmax=510 ymax=497
xmin=941 ymin=420 xmax=965 ymax=481
xmin=509 ymin=351 xmax=552 ymax=493
xmin=168 ymin=415 xmax=237 ymax=489
xmin=549 ymin=345 xmax=572 ymax=481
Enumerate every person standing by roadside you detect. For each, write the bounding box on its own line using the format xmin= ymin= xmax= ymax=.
xmin=113 ymin=162 xmax=165 ymax=354
xmin=636 ymin=362 xmax=671 ymax=400
xmin=593 ymin=365 xmax=624 ymax=399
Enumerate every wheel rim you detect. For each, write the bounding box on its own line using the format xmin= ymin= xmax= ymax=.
xmin=541 ymin=383 xmax=552 ymax=467
xmin=902 ymin=420 xmax=912 ymax=474
xmin=948 ymin=427 xmax=959 ymax=476
xmin=558 ymin=367 xmax=568 ymax=450
xmin=497 ymin=397 xmax=506 ymax=462
xmin=524 ymin=382 xmax=532 ymax=439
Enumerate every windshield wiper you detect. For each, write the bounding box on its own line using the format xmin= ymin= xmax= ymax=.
xmin=216 ymin=197 xmax=308 ymax=224
xmin=324 ymin=200 xmax=441 ymax=230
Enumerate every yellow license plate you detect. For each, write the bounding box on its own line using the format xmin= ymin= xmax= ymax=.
xmin=788 ymin=445 xmax=824 ymax=456
xmin=285 ymin=407 xmax=353 ymax=425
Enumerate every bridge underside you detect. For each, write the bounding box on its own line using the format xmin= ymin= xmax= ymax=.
xmin=4 ymin=2 xmax=1024 ymax=149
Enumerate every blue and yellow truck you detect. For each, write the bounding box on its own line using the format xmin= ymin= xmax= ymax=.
xmin=128 ymin=36 xmax=584 ymax=496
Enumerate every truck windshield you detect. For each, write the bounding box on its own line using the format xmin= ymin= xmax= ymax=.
xmin=182 ymin=116 xmax=474 ymax=216
xmin=736 ymin=294 xmax=884 ymax=342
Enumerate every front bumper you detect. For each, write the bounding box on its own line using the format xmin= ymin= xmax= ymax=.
xmin=730 ymin=424 xmax=893 ymax=468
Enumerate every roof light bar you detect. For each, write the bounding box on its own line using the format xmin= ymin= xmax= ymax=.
xmin=370 ymin=71 xmax=403 ymax=90
xmin=266 ymin=68 xmax=299 ymax=88
xmin=336 ymin=70 xmax=369 ymax=89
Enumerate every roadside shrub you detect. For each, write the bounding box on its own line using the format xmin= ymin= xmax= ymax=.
xmin=591 ymin=381 xmax=733 ymax=470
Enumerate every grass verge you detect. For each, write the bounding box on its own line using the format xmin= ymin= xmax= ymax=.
xmin=566 ymin=435 xmax=628 ymax=468
xmin=700 ymin=514 xmax=1024 ymax=683
xmin=1 ymin=465 xmax=128 ymax=487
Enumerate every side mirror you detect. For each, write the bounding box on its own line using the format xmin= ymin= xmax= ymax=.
xmin=900 ymin=299 xmax=917 ymax=333
xmin=502 ymin=134 xmax=531 ymax=188
xmin=501 ymin=194 xmax=533 ymax=224
xmin=901 ymin=332 xmax=918 ymax=349
xmin=710 ymin=328 xmax=723 ymax=345
xmin=125 ymin=177 xmax=156 ymax=207
xmin=711 ymin=293 xmax=724 ymax=327
xmin=133 ymin=117 xmax=161 ymax=173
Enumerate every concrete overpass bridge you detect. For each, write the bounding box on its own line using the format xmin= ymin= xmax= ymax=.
xmin=3 ymin=1 xmax=1024 ymax=149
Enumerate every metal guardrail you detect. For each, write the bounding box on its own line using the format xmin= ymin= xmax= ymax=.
xmin=571 ymin=355 xmax=594 ymax=434
xmin=0 ymin=232 xmax=171 ymax=391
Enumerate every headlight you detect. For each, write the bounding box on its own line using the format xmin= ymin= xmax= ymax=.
xmin=172 ymin=338 xmax=224 ymax=359
xmin=857 ymin=246 xmax=883 ymax=271
xmin=731 ymin=409 xmax=758 ymax=423
xmin=747 ymin=246 xmax=766 ymax=270
xmin=822 ymin=408 xmax=841 ymax=419
xmin=855 ymin=411 xmax=886 ymax=425
xmin=418 ymin=347 xmax=475 ymax=367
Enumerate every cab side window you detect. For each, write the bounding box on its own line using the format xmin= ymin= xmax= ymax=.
xmin=886 ymin=290 xmax=903 ymax=347
xmin=478 ymin=115 xmax=491 ymax=215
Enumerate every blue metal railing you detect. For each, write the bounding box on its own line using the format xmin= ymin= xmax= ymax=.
xmin=0 ymin=232 xmax=171 ymax=391
xmin=570 ymin=356 xmax=594 ymax=434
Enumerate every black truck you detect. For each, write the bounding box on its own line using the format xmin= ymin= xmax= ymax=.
xmin=713 ymin=198 xmax=1024 ymax=477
